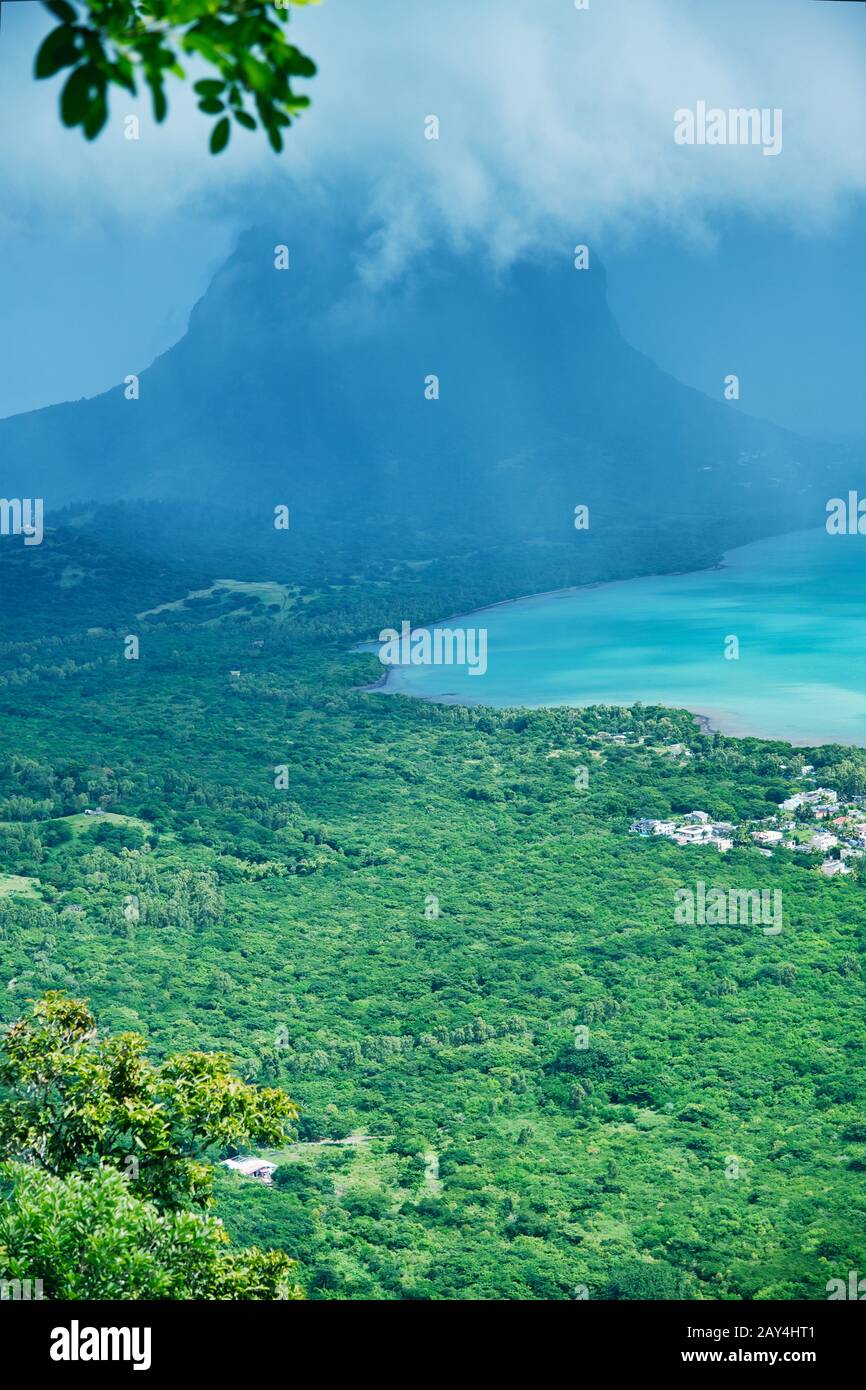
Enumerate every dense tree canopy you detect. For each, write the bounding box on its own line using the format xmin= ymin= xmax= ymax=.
xmin=0 ymin=514 xmax=864 ymax=1298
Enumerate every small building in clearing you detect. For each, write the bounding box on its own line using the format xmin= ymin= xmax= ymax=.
xmin=820 ymin=859 xmax=851 ymax=877
xmin=221 ymin=1156 xmax=277 ymax=1183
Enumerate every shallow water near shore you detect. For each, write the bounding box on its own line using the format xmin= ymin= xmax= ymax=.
xmin=364 ymin=527 xmax=866 ymax=746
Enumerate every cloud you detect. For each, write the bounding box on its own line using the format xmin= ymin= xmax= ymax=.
xmin=3 ymin=0 xmax=865 ymax=260
xmin=1 ymin=0 xmax=864 ymax=426
xmin=295 ymin=0 xmax=866 ymax=271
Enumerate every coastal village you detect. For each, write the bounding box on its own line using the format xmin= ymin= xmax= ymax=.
xmin=630 ymin=766 xmax=866 ymax=877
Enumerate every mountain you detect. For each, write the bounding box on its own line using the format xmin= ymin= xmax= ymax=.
xmin=0 ymin=207 xmax=848 ymax=553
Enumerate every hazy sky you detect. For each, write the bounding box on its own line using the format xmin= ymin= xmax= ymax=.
xmin=1 ymin=0 xmax=865 ymax=438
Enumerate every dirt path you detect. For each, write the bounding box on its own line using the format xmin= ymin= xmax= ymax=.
xmin=423 ymin=1149 xmax=443 ymax=1195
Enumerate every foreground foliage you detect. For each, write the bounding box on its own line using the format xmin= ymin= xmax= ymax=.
xmin=0 ymin=1161 xmax=302 ymax=1299
xmin=35 ymin=0 xmax=317 ymax=151
xmin=0 ymin=994 xmax=300 ymax=1299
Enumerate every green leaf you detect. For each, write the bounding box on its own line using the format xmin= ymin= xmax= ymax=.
xmin=198 ymin=98 xmax=225 ymax=115
xmin=182 ymin=33 xmax=221 ymax=65
xmin=209 ymin=116 xmax=230 ymax=154
xmin=241 ymin=55 xmax=274 ymax=94
xmin=194 ymin=80 xmax=225 ymax=97
xmin=281 ymin=47 xmax=317 ymax=79
xmin=148 ymin=81 xmax=168 ymax=123
xmin=34 ymin=26 xmax=79 ymax=80
xmin=59 ymin=66 xmax=95 ymax=127
xmin=109 ymin=57 xmax=137 ymax=95
xmin=233 ymin=110 xmax=256 ymax=131
xmin=83 ymin=92 xmax=108 ymax=140
xmin=44 ymin=0 xmax=77 ymax=22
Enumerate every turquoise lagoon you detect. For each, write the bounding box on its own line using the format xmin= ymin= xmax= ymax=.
xmin=369 ymin=528 xmax=866 ymax=746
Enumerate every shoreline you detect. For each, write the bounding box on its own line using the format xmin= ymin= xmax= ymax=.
xmin=350 ymin=526 xmax=862 ymax=748
xmin=352 ymin=526 xmax=824 ymax=659
xmin=691 ymin=712 xmax=716 ymax=737
xmin=356 ymin=675 xmax=845 ymax=747
xmin=354 ymin=560 xmax=731 ymax=654
xmin=350 ymin=551 xmax=735 ymax=703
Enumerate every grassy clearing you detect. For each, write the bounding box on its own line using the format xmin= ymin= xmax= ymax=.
xmin=60 ymin=812 xmax=151 ymax=839
xmin=137 ymin=579 xmax=297 ymax=624
xmin=0 ymin=874 xmax=40 ymax=898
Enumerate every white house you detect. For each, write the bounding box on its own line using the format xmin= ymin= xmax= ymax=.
xmin=752 ymin=829 xmax=783 ymax=846
xmin=820 ymin=859 xmax=851 ymax=877
xmin=811 ymin=832 xmax=839 ymax=852
xmin=676 ymin=823 xmax=713 ymax=843
xmin=630 ymin=819 xmax=660 ymax=836
xmin=221 ymin=1157 xmax=277 ymax=1183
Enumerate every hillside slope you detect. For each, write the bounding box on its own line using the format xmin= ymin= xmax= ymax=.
xmin=0 ymin=211 xmax=844 ymax=551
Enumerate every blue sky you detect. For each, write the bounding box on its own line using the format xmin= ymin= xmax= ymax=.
xmin=1 ymin=0 xmax=865 ymax=440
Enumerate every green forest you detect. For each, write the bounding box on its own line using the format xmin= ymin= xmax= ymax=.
xmin=0 ymin=519 xmax=865 ymax=1300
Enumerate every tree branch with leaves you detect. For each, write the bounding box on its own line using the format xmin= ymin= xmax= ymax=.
xmin=0 ymin=993 xmax=303 ymax=1299
xmin=0 ymin=992 xmax=298 ymax=1209
xmin=34 ymin=0 xmax=318 ymax=153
